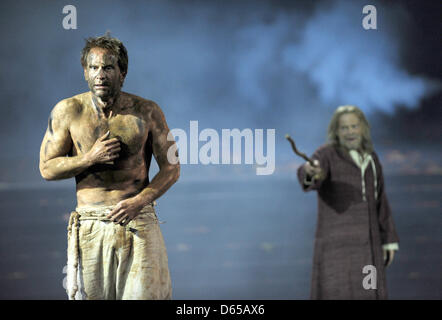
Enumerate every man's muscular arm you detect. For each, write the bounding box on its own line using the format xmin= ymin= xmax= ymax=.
xmin=136 ymin=103 xmax=180 ymax=204
xmin=39 ymin=100 xmax=120 ymax=180
xmin=107 ymin=102 xmax=180 ymax=225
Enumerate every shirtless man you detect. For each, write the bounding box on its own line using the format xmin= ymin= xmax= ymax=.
xmin=39 ymin=35 xmax=180 ymax=300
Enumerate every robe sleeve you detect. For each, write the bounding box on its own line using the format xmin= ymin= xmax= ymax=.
xmin=297 ymin=146 xmax=330 ymax=192
xmin=373 ymin=152 xmax=400 ymax=245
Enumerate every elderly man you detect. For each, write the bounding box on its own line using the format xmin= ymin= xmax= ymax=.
xmin=39 ymin=35 xmax=179 ymax=300
xmin=297 ymin=105 xmax=399 ymax=300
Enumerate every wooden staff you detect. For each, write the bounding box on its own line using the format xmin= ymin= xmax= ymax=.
xmin=285 ymin=134 xmax=323 ymax=180
xmin=285 ymin=134 xmax=314 ymax=165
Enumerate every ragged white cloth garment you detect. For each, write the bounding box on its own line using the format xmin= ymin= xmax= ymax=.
xmin=66 ymin=203 xmax=172 ymax=300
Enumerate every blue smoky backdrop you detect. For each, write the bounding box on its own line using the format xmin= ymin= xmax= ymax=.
xmin=0 ymin=0 xmax=440 ymax=299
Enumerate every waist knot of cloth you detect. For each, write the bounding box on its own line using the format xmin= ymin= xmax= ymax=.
xmin=75 ymin=203 xmax=156 ymax=231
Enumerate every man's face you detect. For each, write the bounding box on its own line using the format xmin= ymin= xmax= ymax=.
xmin=337 ymin=113 xmax=363 ymax=151
xmin=84 ymin=47 xmax=124 ymax=100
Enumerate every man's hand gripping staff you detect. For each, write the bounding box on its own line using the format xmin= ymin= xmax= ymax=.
xmin=285 ymin=134 xmax=324 ymax=181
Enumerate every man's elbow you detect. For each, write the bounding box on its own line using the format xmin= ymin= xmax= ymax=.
xmin=40 ymin=170 xmax=54 ymax=181
xmin=164 ymin=163 xmax=180 ymax=185
xmin=39 ymin=163 xmax=55 ymax=181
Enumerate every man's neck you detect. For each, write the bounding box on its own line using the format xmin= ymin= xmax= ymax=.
xmin=91 ymin=92 xmax=121 ymax=115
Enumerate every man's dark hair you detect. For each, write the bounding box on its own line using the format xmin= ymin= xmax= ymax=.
xmin=81 ymin=33 xmax=128 ymax=76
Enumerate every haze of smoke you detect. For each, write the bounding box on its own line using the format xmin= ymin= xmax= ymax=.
xmin=233 ymin=0 xmax=438 ymax=115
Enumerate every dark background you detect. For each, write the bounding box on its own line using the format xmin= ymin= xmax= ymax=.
xmin=0 ymin=0 xmax=440 ymax=299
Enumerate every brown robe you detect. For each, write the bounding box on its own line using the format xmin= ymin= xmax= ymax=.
xmin=297 ymin=144 xmax=399 ymax=299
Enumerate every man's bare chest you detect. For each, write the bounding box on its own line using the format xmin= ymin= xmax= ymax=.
xmin=70 ymin=112 xmax=148 ymax=159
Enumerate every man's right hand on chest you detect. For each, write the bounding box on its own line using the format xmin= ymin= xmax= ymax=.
xmin=84 ymin=131 xmax=121 ymax=165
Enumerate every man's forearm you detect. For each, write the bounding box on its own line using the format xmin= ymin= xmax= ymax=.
xmin=40 ymin=154 xmax=92 ymax=180
xmin=133 ymin=164 xmax=180 ymax=206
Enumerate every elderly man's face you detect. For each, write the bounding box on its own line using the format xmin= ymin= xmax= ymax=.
xmin=84 ymin=47 xmax=124 ymax=100
xmin=337 ymin=113 xmax=363 ymax=151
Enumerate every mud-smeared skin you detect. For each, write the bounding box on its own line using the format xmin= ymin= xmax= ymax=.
xmin=39 ymin=47 xmax=180 ymax=216
xmin=40 ymin=92 xmax=179 ymax=208
xmin=48 ymin=114 xmax=54 ymax=135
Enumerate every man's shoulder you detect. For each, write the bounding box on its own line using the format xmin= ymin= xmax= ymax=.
xmin=311 ymin=144 xmax=343 ymax=164
xmin=315 ymin=143 xmax=336 ymax=155
xmin=370 ymin=150 xmax=382 ymax=164
xmin=52 ymin=92 xmax=88 ymax=117
xmin=123 ymin=92 xmax=160 ymax=111
xmin=122 ymin=92 xmax=166 ymax=123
